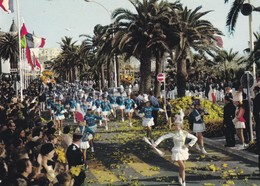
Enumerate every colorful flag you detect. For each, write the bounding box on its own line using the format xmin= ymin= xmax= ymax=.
xmin=32 ymin=52 xmax=42 ymax=71
xmin=25 ymin=47 xmax=34 ymax=70
xmin=26 ymin=33 xmax=46 ymax=48
xmin=0 ymin=0 xmax=14 ymax=13
xmin=20 ymin=23 xmax=28 ymax=48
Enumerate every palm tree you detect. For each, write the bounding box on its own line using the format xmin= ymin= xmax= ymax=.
xmin=224 ymin=0 xmax=246 ymax=34
xmin=171 ymin=6 xmax=222 ymax=97
xmin=214 ymin=49 xmax=245 ymax=81
xmin=0 ymin=33 xmax=18 ymax=69
xmin=112 ymin=0 xmax=179 ymax=94
xmin=49 ymin=37 xmax=80 ymax=82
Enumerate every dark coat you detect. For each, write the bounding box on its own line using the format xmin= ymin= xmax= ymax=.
xmin=223 ymin=101 xmax=236 ymax=128
xmin=66 ymin=143 xmax=84 ymax=167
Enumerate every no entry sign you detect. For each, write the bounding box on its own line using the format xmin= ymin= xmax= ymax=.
xmin=157 ymin=73 xmax=165 ymax=82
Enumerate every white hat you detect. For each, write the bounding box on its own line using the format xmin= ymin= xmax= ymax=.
xmin=232 ymin=91 xmax=243 ymax=102
xmin=143 ymin=97 xmax=149 ymax=103
xmin=174 ymin=109 xmax=184 ymax=125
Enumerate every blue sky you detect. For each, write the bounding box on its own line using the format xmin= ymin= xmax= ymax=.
xmin=1 ymin=0 xmax=260 ymax=53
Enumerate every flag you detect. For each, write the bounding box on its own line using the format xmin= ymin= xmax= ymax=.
xmin=32 ymin=52 xmax=42 ymax=71
xmin=0 ymin=0 xmax=14 ymax=13
xmin=25 ymin=47 xmax=34 ymax=70
xmin=26 ymin=33 xmax=46 ymax=48
xmin=215 ymin=36 xmax=223 ymax=48
xmin=20 ymin=23 xmax=28 ymax=48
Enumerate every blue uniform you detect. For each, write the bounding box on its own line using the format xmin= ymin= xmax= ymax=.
xmin=125 ymin=98 xmax=136 ymax=110
xmin=139 ymin=106 xmax=160 ymax=118
xmin=70 ymin=99 xmax=77 ymax=109
xmin=79 ymin=125 xmax=95 ymax=142
xmin=101 ymin=100 xmax=112 ymax=112
xmin=84 ymin=113 xmax=102 ymax=127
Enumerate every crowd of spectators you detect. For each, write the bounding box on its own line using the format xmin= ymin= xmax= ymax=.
xmin=0 ymin=79 xmax=75 ymax=185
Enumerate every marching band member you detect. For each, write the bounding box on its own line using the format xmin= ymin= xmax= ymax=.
xmin=108 ymin=89 xmax=118 ymax=119
xmin=138 ymin=97 xmax=164 ymax=140
xmin=53 ymin=99 xmax=66 ymax=134
xmin=152 ymin=113 xmax=197 ymax=186
xmin=101 ymin=94 xmax=113 ymax=130
xmin=95 ymin=94 xmax=103 ymax=126
xmin=124 ymin=92 xmax=136 ymax=126
xmin=69 ymin=96 xmax=77 ymax=123
xmin=84 ymin=105 xmax=103 ymax=152
xmin=117 ymin=91 xmax=126 ymax=122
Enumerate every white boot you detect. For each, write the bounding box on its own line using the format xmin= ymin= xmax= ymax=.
xmin=196 ymin=143 xmax=201 ymax=152
xmin=122 ymin=117 xmax=124 ymax=122
xmin=99 ymin=120 xmax=102 ymax=126
xmin=182 ymin=181 xmax=186 ymax=186
xmin=105 ymin=125 xmax=108 ymax=130
xmin=178 ymin=175 xmax=182 ymax=184
xmin=201 ymin=147 xmax=207 ymax=154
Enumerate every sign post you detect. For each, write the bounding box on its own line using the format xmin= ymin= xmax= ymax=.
xmin=157 ymin=73 xmax=166 ymax=105
xmin=240 ymin=71 xmax=254 ymax=142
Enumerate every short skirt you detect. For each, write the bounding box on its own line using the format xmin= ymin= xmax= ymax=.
xmin=193 ymin=123 xmax=206 ymax=133
xmin=92 ymin=105 xmax=97 ymax=111
xmin=80 ymin=141 xmax=90 ymax=149
xmin=102 ymin=111 xmax=110 ymax=116
xmin=125 ymin=109 xmax=134 ymax=113
xmin=118 ymin=105 xmax=125 ymax=110
xmin=142 ymin=118 xmax=154 ymax=127
xmin=171 ymin=147 xmax=189 ymax=161
xmin=55 ymin=115 xmax=65 ymax=120
xmin=111 ymin=104 xmax=118 ymax=108
xmin=234 ymin=121 xmax=245 ymax=129
xmin=95 ymin=107 xmax=102 ymax=113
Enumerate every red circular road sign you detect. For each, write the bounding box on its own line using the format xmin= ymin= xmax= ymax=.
xmin=157 ymin=73 xmax=165 ymax=82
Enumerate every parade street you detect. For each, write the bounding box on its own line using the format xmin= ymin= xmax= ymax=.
xmin=63 ymin=119 xmax=260 ymax=186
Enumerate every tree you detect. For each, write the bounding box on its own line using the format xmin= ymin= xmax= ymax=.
xmin=214 ymin=49 xmax=245 ymax=81
xmin=172 ymin=6 xmax=222 ymax=97
xmin=0 ymin=33 xmax=18 ymax=69
xmin=112 ymin=0 xmax=179 ymax=94
xmin=224 ymin=0 xmax=245 ymax=34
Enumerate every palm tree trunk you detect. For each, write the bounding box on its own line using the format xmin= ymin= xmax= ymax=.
xmin=176 ymin=57 xmax=187 ymax=97
xmin=107 ymin=59 xmax=111 ymax=88
xmin=116 ymin=55 xmax=120 ymax=87
xmin=101 ymin=64 xmax=105 ymax=90
xmin=139 ymin=54 xmax=152 ymax=94
xmin=0 ymin=58 xmax=2 ymax=75
xmin=154 ymin=53 xmax=162 ymax=97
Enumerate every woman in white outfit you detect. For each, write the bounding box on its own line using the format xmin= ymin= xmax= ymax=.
xmin=152 ymin=113 xmax=198 ymax=186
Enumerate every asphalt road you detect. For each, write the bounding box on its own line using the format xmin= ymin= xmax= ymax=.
xmin=63 ymin=118 xmax=260 ymax=186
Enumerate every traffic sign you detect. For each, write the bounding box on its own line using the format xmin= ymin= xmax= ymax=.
xmin=240 ymin=71 xmax=254 ymax=88
xmin=157 ymin=73 xmax=165 ymax=82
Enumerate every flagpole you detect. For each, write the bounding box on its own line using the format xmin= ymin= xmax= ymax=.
xmin=16 ymin=0 xmax=23 ymax=101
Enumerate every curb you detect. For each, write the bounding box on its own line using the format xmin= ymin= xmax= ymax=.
xmin=204 ymin=137 xmax=258 ymax=164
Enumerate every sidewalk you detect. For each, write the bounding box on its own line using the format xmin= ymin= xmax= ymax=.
xmin=204 ymin=136 xmax=258 ymax=163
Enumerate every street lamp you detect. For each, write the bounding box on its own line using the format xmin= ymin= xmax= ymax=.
xmin=84 ymin=0 xmax=117 ymax=87
xmin=241 ymin=0 xmax=260 ymax=79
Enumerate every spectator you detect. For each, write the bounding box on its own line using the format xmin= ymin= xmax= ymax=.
xmin=223 ymin=96 xmax=236 ymax=147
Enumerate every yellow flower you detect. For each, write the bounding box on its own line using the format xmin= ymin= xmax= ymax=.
xmin=55 ymin=147 xmax=67 ymax=164
xmin=70 ymin=165 xmax=83 ymax=176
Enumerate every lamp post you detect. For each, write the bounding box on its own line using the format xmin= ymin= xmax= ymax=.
xmin=84 ymin=0 xmax=117 ymax=88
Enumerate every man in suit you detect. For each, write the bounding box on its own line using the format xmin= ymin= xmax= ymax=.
xmin=253 ymin=86 xmax=260 ymax=175
xmin=66 ymin=133 xmax=86 ymax=186
xmin=223 ymin=96 xmax=236 ymax=147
